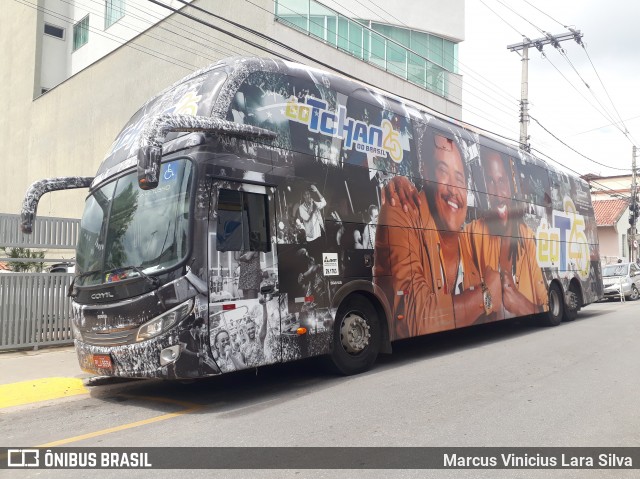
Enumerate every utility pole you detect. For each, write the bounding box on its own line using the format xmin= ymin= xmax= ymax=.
xmin=630 ymin=146 xmax=638 ymax=262
xmin=507 ymin=30 xmax=583 ymax=152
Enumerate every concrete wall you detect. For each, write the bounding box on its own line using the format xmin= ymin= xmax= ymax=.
xmin=40 ymin=0 xmax=70 ymax=90
xmin=1 ymin=0 xmax=464 ymax=224
xmin=72 ymin=0 xmax=198 ymax=75
xmin=598 ymin=210 xmax=636 ymax=260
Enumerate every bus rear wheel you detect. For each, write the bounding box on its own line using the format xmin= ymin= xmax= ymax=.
xmin=563 ymin=283 xmax=581 ymax=322
xmin=330 ymin=295 xmax=381 ymax=375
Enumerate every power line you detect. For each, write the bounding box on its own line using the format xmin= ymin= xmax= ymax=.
xmin=64 ymin=0 xmax=223 ymax=62
xmin=531 ymin=145 xmax=632 ymax=201
xmin=530 ymin=115 xmax=632 ymax=172
xmin=478 ymin=0 xmax=526 ymax=38
xmin=200 ymin=0 xmax=520 ymax=132
xmin=75 ymin=0 xmax=263 ymax=61
xmin=360 ymin=0 xmax=526 ymax=115
xmin=494 ymin=0 xmax=547 ymax=36
xmin=162 ymin=0 xmax=635 ymax=191
xmin=567 ymin=114 xmax=640 ymax=137
xmin=25 ymin=0 xmax=632 ymax=198
xmin=352 ymin=0 xmax=521 ymax=105
xmin=580 ymin=44 xmax=639 ymax=145
xmin=539 ymin=49 xmax=624 ymax=134
xmin=95 ymin=0 xmax=255 ymax=57
xmin=520 ymin=0 xmax=569 ymax=29
xmin=272 ymin=0 xmax=522 ymax=113
xmin=15 ymin=0 xmax=198 ymax=72
xmin=483 ymin=0 xmax=639 ymax=159
xmin=552 ymin=47 xmax=626 ymax=138
xmin=155 ymin=1 xmax=522 ymax=137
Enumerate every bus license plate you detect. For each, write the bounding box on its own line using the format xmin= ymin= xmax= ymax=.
xmin=92 ymin=354 xmax=112 ymax=369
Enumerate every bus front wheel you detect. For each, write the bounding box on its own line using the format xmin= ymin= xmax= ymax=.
xmin=330 ymin=295 xmax=381 ymax=375
xmin=543 ymin=282 xmax=564 ymax=327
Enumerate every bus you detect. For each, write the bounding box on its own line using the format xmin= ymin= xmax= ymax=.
xmin=20 ymin=56 xmax=603 ymax=379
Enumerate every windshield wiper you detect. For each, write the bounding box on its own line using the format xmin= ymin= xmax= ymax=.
xmin=69 ymin=266 xmax=160 ymax=298
xmin=107 ymin=265 xmax=161 ymax=288
xmin=129 ymin=265 xmax=161 ymax=288
xmin=68 ymin=269 xmax=102 ymax=298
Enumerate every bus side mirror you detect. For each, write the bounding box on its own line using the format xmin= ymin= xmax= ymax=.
xmin=20 ymin=177 xmax=94 ymax=234
xmin=137 ymin=145 xmax=162 ymax=190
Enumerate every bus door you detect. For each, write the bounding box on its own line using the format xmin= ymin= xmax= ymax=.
xmin=207 ymin=178 xmax=282 ymax=373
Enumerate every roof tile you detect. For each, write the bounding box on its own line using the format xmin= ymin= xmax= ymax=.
xmin=593 ymin=199 xmax=628 ymax=226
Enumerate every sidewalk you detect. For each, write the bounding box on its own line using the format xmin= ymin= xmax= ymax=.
xmin=0 ymin=346 xmax=92 ymax=408
xmin=0 ymin=346 xmax=87 ymax=386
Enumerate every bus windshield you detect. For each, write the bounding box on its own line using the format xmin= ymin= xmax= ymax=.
xmin=76 ymin=159 xmax=193 ymax=286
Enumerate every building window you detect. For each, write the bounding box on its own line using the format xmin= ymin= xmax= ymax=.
xmin=105 ymin=0 xmax=125 ymax=29
xmin=73 ymin=15 xmax=89 ymax=51
xmin=44 ymin=23 xmax=65 ymax=39
xmin=274 ymin=0 xmax=458 ymax=99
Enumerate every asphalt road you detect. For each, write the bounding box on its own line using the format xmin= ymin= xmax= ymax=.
xmin=1 ymin=299 xmax=639 ymax=479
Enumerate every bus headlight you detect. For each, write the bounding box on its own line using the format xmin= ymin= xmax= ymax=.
xmin=136 ymin=299 xmax=194 ymax=342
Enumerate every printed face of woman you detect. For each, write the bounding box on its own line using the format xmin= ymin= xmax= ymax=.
xmin=484 ymin=152 xmax=512 ymax=233
xmin=432 ymin=136 xmax=467 ymax=232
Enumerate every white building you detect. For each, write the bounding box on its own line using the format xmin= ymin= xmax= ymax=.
xmin=583 ymin=174 xmax=637 ymax=262
xmin=1 ymin=0 xmax=465 ymax=219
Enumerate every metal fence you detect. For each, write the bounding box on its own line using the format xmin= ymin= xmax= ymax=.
xmin=0 ymin=213 xmax=80 ymax=249
xmin=0 ymin=273 xmax=75 ymax=351
xmin=1 ymin=213 xmax=78 ymax=350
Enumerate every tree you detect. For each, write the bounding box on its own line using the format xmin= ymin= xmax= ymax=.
xmin=0 ymin=247 xmax=46 ymax=272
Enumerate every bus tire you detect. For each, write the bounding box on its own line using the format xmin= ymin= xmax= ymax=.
xmin=563 ymin=282 xmax=580 ymax=322
xmin=330 ymin=295 xmax=381 ymax=375
xmin=542 ymin=282 xmax=563 ymax=327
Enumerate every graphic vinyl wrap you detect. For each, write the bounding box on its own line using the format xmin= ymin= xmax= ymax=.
xmin=68 ymin=57 xmax=602 ymax=378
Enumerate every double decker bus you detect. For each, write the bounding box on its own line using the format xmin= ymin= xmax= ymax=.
xmin=21 ymin=57 xmax=603 ymax=378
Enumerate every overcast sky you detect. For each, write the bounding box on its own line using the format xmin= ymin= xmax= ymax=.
xmin=460 ymin=0 xmax=640 ymax=178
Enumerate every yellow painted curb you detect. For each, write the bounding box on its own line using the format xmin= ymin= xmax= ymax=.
xmin=0 ymin=378 xmax=88 ymax=408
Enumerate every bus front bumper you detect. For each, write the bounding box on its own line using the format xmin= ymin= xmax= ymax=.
xmin=75 ymin=336 xmax=220 ymax=379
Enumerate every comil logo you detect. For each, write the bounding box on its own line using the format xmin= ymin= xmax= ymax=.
xmin=7 ymin=449 xmax=39 ymax=468
xmin=91 ymin=292 xmax=114 ymax=300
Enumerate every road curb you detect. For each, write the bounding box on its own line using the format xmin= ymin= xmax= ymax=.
xmin=0 ymin=377 xmax=88 ymax=408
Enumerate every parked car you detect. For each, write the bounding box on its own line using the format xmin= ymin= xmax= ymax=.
xmin=49 ymin=262 xmax=75 ymax=273
xmin=602 ymin=262 xmax=640 ymax=301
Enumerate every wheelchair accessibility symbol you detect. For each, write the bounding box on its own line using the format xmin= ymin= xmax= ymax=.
xmin=163 ymin=162 xmax=176 ymax=181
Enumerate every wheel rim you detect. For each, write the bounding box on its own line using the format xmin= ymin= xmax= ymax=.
xmin=632 ymin=286 xmax=639 ymax=300
xmin=549 ymin=289 xmax=560 ymax=317
xmin=340 ymin=312 xmax=371 ymax=355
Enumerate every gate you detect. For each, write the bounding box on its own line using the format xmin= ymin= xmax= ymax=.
xmin=0 ymin=213 xmax=79 ymax=350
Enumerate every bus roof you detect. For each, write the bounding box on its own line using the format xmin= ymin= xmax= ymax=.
xmin=93 ymin=56 xmax=579 ymax=190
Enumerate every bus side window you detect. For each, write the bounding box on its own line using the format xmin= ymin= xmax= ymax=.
xmin=216 ymin=189 xmax=270 ymax=253
xmin=244 ymin=192 xmax=270 ymax=252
